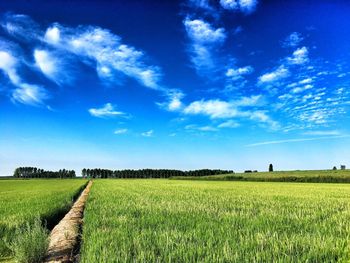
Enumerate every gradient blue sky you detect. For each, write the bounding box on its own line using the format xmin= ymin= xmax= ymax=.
xmin=1 ymin=0 xmax=350 ymax=175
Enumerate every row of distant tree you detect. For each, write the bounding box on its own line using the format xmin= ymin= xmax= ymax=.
xmin=81 ymin=168 xmax=233 ymax=178
xmin=13 ymin=167 xmax=76 ymax=178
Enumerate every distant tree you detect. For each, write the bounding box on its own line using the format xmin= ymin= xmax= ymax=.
xmin=269 ymin=164 xmax=274 ymax=172
xmin=13 ymin=168 xmax=20 ymax=178
xmin=333 ymin=166 xmax=337 ymax=170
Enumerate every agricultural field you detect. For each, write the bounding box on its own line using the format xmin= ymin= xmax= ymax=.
xmin=80 ymin=179 xmax=350 ymax=262
xmin=173 ymin=169 xmax=350 ymax=183
xmin=0 ymin=179 xmax=87 ymax=261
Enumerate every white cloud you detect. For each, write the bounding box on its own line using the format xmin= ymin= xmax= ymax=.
xmin=88 ymin=103 xmax=125 ymax=118
xmin=1 ymin=14 xmax=40 ymax=42
xmin=299 ymin=78 xmax=313 ymax=84
xmin=226 ymin=65 xmax=254 ymax=80
xmin=220 ymin=0 xmax=258 ymax=14
xmin=249 ymin=111 xmax=279 ymax=129
xmin=183 ymin=95 xmax=266 ymax=119
xmin=33 ymin=49 xmax=73 ymax=85
xmin=184 ymin=18 xmax=226 ymax=44
xmin=33 ymin=49 xmax=71 ymax=85
xmin=220 ymin=0 xmax=239 ymax=10
xmin=283 ymin=32 xmax=303 ymax=48
xmin=0 ymin=50 xmax=20 ymax=84
xmin=218 ymin=120 xmax=240 ymax=128
xmin=184 ymin=99 xmax=239 ymax=118
xmin=168 ymin=91 xmax=184 ymax=111
xmin=258 ymin=66 xmax=289 ymax=85
xmin=141 ymin=130 xmax=154 ymax=137
xmin=287 ymin=47 xmax=309 ymax=65
xmin=184 ymin=18 xmax=226 ymax=72
xmin=183 ymin=97 xmax=277 ymax=128
xmin=34 ymin=50 xmax=56 ymax=77
xmin=158 ymin=90 xmax=184 ymax=112
xmin=12 ymin=83 xmax=48 ymax=106
xmin=0 ymin=49 xmax=48 ymax=106
xmin=44 ymin=25 xmax=60 ymax=44
xmin=114 ymin=128 xmax=128 ymax=135
xmin=238 ymin=0 xmax=258 ymax=13
xmin=42 ymin=24 xmax=162 ymax=89
xmin=185 ymin=124 xmax=218 ymax=132
xmin=291 ymin=87 xmax=303 ymax=94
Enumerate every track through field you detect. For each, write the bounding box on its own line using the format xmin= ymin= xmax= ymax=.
xmin=44 ymin=180 xmax=92 ymax=263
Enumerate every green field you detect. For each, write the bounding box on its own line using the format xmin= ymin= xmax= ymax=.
xmin=0 ymin=179 xmax=87 ymax=260
xmin=80 ymin=179 xmax=350 ymax=262
xmin=173 ymin=169 xmax=350 ymax=183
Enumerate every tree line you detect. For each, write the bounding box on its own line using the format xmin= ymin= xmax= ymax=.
xmin=81 ymin=168 xmax=233 ymax=178
xmin=13 ymin=167 xmax=76 ymax=178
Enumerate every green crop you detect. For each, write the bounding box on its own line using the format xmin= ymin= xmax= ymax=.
xmin=0 ymin=179 xmax=87 ymax=260
xmin=80 ymin=179 xmax=350 ymax=262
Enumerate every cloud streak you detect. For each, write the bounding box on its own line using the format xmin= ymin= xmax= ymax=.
xmin=246 ymin=135 xmax=350 ymax=147
xmin=88 ymin=103 xmax=126 ymax=118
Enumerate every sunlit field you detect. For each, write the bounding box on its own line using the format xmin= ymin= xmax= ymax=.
xmin=173 ymin=169 xmax=350 ymax=183
xmin=0 ymin=179 xmax=87 ymax=260
xmin=80 ymin=179 xmax=350 ymax=262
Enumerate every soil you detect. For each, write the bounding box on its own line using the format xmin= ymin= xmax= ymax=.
xmin=44 ymin=181 xmax=92 ymax=263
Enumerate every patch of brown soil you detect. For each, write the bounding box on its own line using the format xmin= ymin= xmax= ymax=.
xmin=44 ymin=181 xmax=92 ymax=263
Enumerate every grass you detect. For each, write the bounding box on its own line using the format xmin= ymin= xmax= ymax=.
xmin=9 ymin=218 xmax=49 ymax=263
xmin=80 ymin=179 xmax=350 ymax=262
xmin=0 ymin=179 xmax=87 ymax=261
xmin=172 ymin=169 xmax=350 ymax=183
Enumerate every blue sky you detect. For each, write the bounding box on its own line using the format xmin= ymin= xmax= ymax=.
xmin=1 ymin=0 xmax=350 ymax=175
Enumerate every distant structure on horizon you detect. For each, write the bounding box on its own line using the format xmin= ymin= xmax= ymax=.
xmin=269 ymin=164 xmax=273 ymax=172
xmin=341 ymin=165 xmax=346 ymax=170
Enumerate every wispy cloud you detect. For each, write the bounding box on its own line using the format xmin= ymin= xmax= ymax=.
xmin=182 ymin=95 xmax=278 ymax=128
xmin=141 ymin=130 xmax=154 ymax=137
xmin=184 ymin=99 xmax=240 ymax=118
xmin=183 ymin=96 xmax=263 ymax=118
xmin=258 ymin=66 xmax=290 ymax=85
xmin=33 ymin=49 xmax=73 ymax=85
xmin=88 ymin=103 xmax=126 ymax=118
xmin=1 ymin=13 xmax=163 ymax=90
xmin=11 ymin=83 xmax=48 ymax=106
xmin=1 ymin=13 xmax=40 ymax=42
xmin=185 ymin=124 xmax=218 ymax=132
xmin=43 ymin=25 xmax=162 ymax=89
xmin=0 ymin=48 xmax=48 ymax=106
xmin=114 ymin=128 xmax=128 ymax=135
xmin=218 ymin=120 xmax=240 ymax=128
xmin=246 ymin=135 xmax=350 ymax=147
xmin=0 ymin=13 xmax=184 ymax=112
xmin=303 ymin=130 xmax=341 ymax=136
xmin=283 ymin=32 xmax=303 ymax=48
xmin=226 ymin=66 xmax=254 ymax=80
xmin=0 ymin=49 xmax=20 ymax=84
xmin=184 ymin=18 xmax=226 ymax=73
xmin=157 ymin=90 xmax=184 ymax=111
xmin=220 ymin=0 xmax=258 ymax=14
xmin=287 ymin=47 xmax=309 ymax=65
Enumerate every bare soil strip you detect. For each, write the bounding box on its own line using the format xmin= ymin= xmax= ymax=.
xmin=44 ymin=180 xmax=92 ymax=263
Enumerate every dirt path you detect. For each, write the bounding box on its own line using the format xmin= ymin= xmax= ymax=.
xmin=44 ymin=180 xmax=92 ymax=263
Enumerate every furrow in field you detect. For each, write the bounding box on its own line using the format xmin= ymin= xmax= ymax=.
xmin=44 ymin=180 xmax=92 ymax=263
